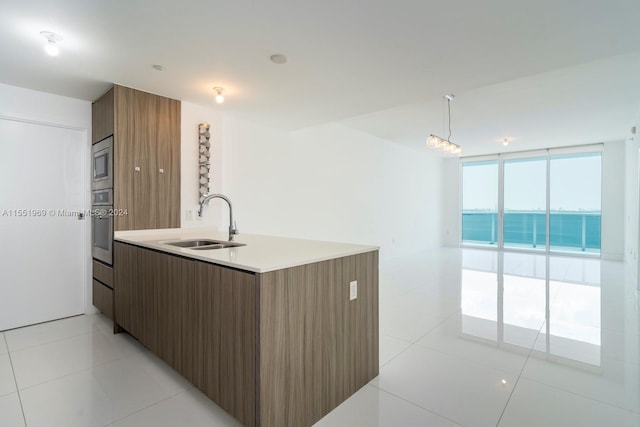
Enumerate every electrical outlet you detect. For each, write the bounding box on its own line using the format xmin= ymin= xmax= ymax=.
xmin=349 ymin=280 xmax=357 ymax=301
xmin=186 ymin=210 xmax=193 ymax=221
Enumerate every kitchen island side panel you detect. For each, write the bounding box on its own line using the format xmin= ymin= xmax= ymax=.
xmin=193 ymin=261 xmax=257 ymax=427
xmin=257 ymin=250 xmax=379 ymax=427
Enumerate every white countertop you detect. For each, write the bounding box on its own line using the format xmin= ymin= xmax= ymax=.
xmin=114 ymin=228 xmax=378 ymax=273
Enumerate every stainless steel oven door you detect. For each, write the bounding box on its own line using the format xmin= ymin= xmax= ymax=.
xmin=92 ymin=136 xmax=113 ymax=190
xmin=92 ymin=189 xmax=113 ymax=265
xmin=92 ymin=205 xmax=113 ymax=265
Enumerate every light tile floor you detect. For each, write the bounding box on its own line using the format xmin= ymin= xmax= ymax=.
xmin=0 ymin=248 xmax=638 ymax=427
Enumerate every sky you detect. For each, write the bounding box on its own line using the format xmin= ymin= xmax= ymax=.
xmin=462 ymin=153 xmax=602 ymax=212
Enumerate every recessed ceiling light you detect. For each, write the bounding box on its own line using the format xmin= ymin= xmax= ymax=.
xmin=270 ymin=54 xmax=287 ymax=64
xmin=213 ymin=87 xmax=224 ymax=103
xmin=152 ymin=64 xmax=164 ymax=71
xmin=503 ymin=138 xmax=510 ymax=146
xmin=40 ymin=31 xmax=62 ymax=56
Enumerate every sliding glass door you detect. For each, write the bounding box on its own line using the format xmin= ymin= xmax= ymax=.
xmin=550 ymin=153 xmax=602 ymax=254
xmin=461 ymin=147 xmax=602 ymax=256
xmin=503 ymin=157 xmax=547 ymax=251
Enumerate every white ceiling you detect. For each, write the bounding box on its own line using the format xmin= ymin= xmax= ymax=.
xmin=1 ymin=0 xmax=640 ymax=155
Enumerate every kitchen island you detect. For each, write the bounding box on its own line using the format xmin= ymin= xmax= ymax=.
xmin=113 ymin=229 xmax=379 ymax=427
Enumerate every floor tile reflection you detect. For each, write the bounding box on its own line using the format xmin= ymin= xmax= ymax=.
xmin=416 ymin=312 xmax=532 ymax=375
xmin=1 ymin=249 xmax=638 ymax=426
xmin=315 ymin=384 xmax=460 ymax=427
xmin=498 ymin=378 xmax=640 ymax=427
xmin=0 ymin=393 xmax=25 ymax=427
xmin=372 ymin=344 xmax=516 ymax=427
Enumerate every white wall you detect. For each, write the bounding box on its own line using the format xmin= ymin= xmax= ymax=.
xmin=442 ymin=158 xmax=461 ymax=247
xmin=0 ymin=83 xmax=93 ymax=314
xmin=601 ymin=140 xmax=625 ymax=260
xmin=180 ymin=101 xmax=224 ymax=229
xmin=220 ymin=115 xmax=443 ymax=261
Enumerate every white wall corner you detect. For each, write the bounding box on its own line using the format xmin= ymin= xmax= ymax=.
xmin=624 ymin=116 xmax=640 ymax=289
xmin=600 ymin=140 xmax=626 ymax=261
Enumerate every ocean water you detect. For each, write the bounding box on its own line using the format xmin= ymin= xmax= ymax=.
xmin=462 ymin=212 xmax=601 ymax=251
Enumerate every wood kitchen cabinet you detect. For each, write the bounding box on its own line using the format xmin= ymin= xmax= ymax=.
xmin=91 ymin=85 xmax=181 ymax=231
xmin=92 ymin=261 xmax=114 ymax=320
xmin=114 ymin=242 xmax=257 ymax=426
xmin=91 ymin=87 xmax=114 ymax=144
xmin=113 ymin=241 xmax=379 ymax=427
xmin=92 ymin=280 xmax=113 ymax=320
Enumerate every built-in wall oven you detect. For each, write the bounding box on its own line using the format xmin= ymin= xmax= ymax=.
xmin=92 ymin=136 xmax=113 ymax=190
xmin=92 ymin=136 xmax=114 ymax=264
xmin=92 ymin=185 xmax=113 ymax=265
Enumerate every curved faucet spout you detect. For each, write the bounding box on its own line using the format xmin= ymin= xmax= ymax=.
xmin=198 ymin=193 xmax=239 ymax=241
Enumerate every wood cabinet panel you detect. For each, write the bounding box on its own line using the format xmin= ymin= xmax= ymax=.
xmin=112 ymin=85 xmax=180 ymax=231
xmin=92 ymin=280 xmax=113 ymax=320
xmin=91 ymin=87 xmax=114 ymax=144
xmin=138 ymin=247 xmax=156 ymax=347
xmin=117 ymin=244 xmax=162 ymax=348
xmin=195 ymin=262 xmax=256 ymax=426
xmin=114 ymin=242 xmax=256 ymax=426
xmin=113 ymin=242 xmax=142 ymax=337
xmin=113 ymin=85 xmax=136 ymax=231
xmin=155 ymin=252 xmax=191 ymax=370
xmin=92 ymin=260 xmax=113 ymax=288
xmin=133 ymin=90 xmax=158 ymax=230
xmin=156 ymin=96 xmax=181 ymax=229
xmin=258 ymin=251 xmax=379 ymax=427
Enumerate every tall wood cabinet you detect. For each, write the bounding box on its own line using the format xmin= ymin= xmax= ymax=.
xmin=92 ymin=84 xmax=181 ymax=231
xmin=91 ymin=85 xmax=181 ymax=322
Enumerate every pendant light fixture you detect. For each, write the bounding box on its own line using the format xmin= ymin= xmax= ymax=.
xmin=427 ymin=94 xmax=462 ymax=156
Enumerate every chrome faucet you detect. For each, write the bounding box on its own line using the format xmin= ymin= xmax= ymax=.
xmin=198 ymin=193 xmax=239 ymax=241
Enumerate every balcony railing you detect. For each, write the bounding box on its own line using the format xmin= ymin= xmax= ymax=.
xmin=462 ymin=211 xmax=601 ymax=252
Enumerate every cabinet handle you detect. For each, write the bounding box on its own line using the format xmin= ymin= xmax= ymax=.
xmin=134 ymin=166 xmax=141 ymax=172
xmin=159 ymin=168 xmax=164 ymax=174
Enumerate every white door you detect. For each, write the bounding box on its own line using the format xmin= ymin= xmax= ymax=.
xmin=0 ymin=118 xmax=86 ymax=331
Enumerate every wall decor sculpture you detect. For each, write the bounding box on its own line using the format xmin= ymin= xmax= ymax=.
xmin=198 ymin=123 xmax=211 ymax=203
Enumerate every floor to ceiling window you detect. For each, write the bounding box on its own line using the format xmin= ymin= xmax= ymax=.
xmin=461 ymin=146 xmax=602 ymax=256
xmin=549 ymin=152 xmax=602 ymax=253
xmin=461 ymin=161 xmax=498 ymax=246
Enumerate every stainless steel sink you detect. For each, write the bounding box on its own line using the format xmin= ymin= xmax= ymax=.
xmin=162 ymin=239 xmax=246 ymax=250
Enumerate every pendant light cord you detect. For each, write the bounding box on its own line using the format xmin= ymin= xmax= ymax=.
xmin=447 ymin=98 xmax=452 ymax=142
xmin=442 ymin=97 xmax=446 ymax=139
